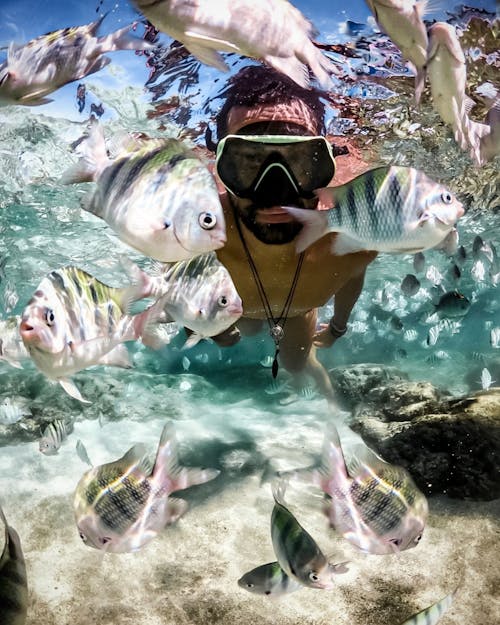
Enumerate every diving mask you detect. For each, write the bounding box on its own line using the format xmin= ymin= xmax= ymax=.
xmin=215 ymin=135 xmax=336 ymax=203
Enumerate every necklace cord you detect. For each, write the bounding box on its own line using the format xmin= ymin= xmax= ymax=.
xmin=230 ymin=199 xmax=305 ymax=377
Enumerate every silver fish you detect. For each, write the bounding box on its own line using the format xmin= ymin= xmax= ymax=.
xmin=284 ymin=166 xmax=463 ymax=256
xmin=132 ymin=0 xmax=339 ymax=89
xmin=62 ymin=126 xmax=226 ymax=262
xmin=434 ymin=290 xmax=470 ymax=318
xmin=426 ymin=325 xmax=440 ymax=347
xmin=426 ymin=22 xmax=490 ymax=163
xmin=401 ymin=274 xmax=421 ymax=297
xmin=0 ymin=397 xmax=32 ymax=426
xmin=490 ymin=327 xmax=500 ymax=349
xmin=0 ymin=16 xmax=153 ymax=106
xmin=73 ymin=421 xmax=219 ymax=553
xmin=39 ymin=419 xmax=72 ymax=455
xmin=398 ymin=590 xmax=456 ymax=625
xmin=0 ymin=503 xmax=28 ymax=625
xmin=313 ymin=423 xmax=427 ymax=555
xmin=0 ymin=316 xmax=28 ymax=369
xmin=238 ymin=561 xmax=302 ymax=596
xmin=365 ymin=0 xmax=428 ymax=103
xmin=19 ymin=266 xmax=164 ymax=403
xmin=478 ymin=96 xmax=500 ymax=164
xmin=124 ymin=254 xmax=243 ymax=348
xmin=480 ymin=368 xmax=495 ymax=390
xmin=270 ymin=479 xmax=347 ymax=590
xmin=76 ymin=439 xmax=93 ymax=467
xmin=413 ymin=252 xmax=426 ymax=273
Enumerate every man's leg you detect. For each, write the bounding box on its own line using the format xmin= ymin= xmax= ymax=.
xmin=279 ymin=310 xmax=335 ymax=400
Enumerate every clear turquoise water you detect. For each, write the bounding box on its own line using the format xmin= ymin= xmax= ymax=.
xmin=0 ymin=2 xmax=498 ymax=624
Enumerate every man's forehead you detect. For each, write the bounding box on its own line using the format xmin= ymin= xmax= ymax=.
xmin=226 ymin=100 xmax=320 ymax=136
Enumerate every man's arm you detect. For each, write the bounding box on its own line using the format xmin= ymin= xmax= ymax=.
xmin=313 ymin=265 xmax=371 ymax=348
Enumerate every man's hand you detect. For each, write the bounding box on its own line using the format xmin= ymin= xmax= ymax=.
xmin=313 ymin=323 xmax=337 ymax=348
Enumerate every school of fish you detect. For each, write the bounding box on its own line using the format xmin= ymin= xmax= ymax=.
xmin=0 ymin=0 xmax=496 ymax=623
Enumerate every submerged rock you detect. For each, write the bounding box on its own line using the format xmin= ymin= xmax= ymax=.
xmin=351 ymin=388 xmax=500 ymax=501
xmin=329 ymin=363 xmax=408 ymax=410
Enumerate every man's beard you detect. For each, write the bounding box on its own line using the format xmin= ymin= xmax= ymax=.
xmin=231 ymin=198 xmax=306 ymax=245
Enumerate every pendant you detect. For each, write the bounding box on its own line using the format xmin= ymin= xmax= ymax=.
xmin=272 ymin=348 xmax=280 ymax=379
xmin=270 ymin=324 xmax=284 ymax=344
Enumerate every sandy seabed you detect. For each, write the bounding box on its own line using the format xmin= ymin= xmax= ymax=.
xmin=1 ymin=399 xmax=499 ymax=625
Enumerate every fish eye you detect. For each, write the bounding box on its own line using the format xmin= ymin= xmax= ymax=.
xmin=101 ymin=536 xmax=111 ymax=545
xmin=45 ymin=308 xmax=55 ymax=326
xmin=441 ymin=191 xmax=453 ymax=204
xmin=217 ymin=295 xmax=228 ymax=307
xmin=246 ymin=582 xmax=254 ymax=588
xmin=309 ymin=571 xmax=319 ymax=582
xmin=78 ymin=531 xmax=87 ymax=542
xmin=389 ymin=538 xmax=402 ymax=547
xmin=415 ymin=533 xmax=423 ymax=543
xmin=199 ymin=211 xmax=217 ymax=230
xmin=163 ymin=220 xmax=171 ymax=229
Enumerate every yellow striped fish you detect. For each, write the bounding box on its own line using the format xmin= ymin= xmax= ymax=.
xmin=61 ymin=127 xmax=226 ymax=263
xmin=270 ymin=479 xmax=348 ymax=590
xmin=19 ymin=266 xmax=164 ymax=403
xmin=283 ymin=166 xmax=463 ymax=256
xmin=0 ymin=15 xmax=153 ymax=106
xmin=0 ymin=503 xmax=28 ymax=625
xmin=73 ymin=421 xmax=219 ymax=553
xmin=314 ymin=423 xmax=428 ymax=555
xmin=399 ymin=591 xmax=456 ymax=625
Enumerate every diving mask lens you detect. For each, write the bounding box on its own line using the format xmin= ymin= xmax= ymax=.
xmin=215 ymin=135 xmax=336 ymax=200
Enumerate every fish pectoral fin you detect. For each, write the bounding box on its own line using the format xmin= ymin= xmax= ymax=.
xmin=164 ymin=497 xmax=189 ymax=524
xmin=58 ymin=378 xmax=91 ymax=404
xmin=330 ymin=233 xmax=366 ymax=256
xmin=182 ymin=332 xmax=203 ymax=349
xmin=181 ymin=34 xmax=231 ymax=71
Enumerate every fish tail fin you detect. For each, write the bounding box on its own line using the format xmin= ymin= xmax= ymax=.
xmin=264 ymin=55 xmax=310 ymax=89
xmin=282 ymin=206 xmax=330 ymax=253
xmin=271 ymin=477 xmax=289 ymax=506
xmin=119 ymin=256 xmax=157 ymax=305
xmin=299 ymin=44 xmax=341 ymax=89
xmin=99 ymin=24 xmax=155 ymax=53
xmin=467 ymin=119 xmax=491 ymax=166
xmin=153 ymin=422 xmax=220 ymax=491
xmin=131 ymin=294 xmax=170 ymax=350
xmin=60 ymin=122 xmax=109 ymax=185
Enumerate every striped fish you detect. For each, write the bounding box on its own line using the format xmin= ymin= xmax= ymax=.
xmin=238 ymin=561 xmax=302 ymax=596
xmin=39 ymin=419 xmax=72 ymax=455
xmin=19 ymin=266 xmax=165 ymax=403
xmin=0 ymin=504 xmax=28 ymax=625
xmin=0 ymin=15 xmax=153 ymax=106
xmin=399 ymin=591 xmax=456 ymax=625
xmin=123 ymin=253 xmax=243 ymax=349
xmin=313 ymin=423 xmax=428 ymax=555
xmin=283 ymin=166 xmax=463 ymax=256
xmin=0 ymin=315 xmax=28 ymax=369
xmin=270 ymin=480 xmax=347 ymax=590
xmin=61 ymin=126 xmax=226 ymax=263
xmin=133 ymin=0 xmax=340 ymax=89
xmin=73 ymin=421 xmax=219 ymax=553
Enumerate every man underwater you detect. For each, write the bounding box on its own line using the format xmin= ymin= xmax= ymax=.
xmin=210 ymin=66 xmax=377 ymax=399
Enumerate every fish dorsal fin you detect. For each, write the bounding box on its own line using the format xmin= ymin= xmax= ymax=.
xmin=152 ymin=421 xmax=180 ymax=480
xmin=114 ymin=443 xmax=151 ymax=476
xmin=343 ymin=442 xmax=387 ymax=479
